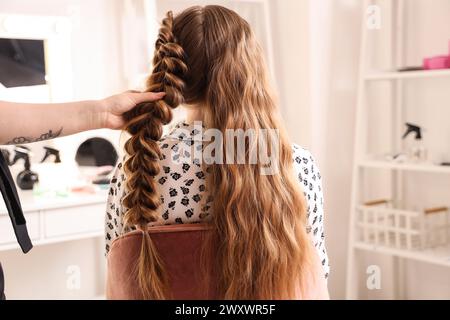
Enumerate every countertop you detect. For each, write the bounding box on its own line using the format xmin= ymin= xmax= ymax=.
xmin=0 ymin=188 xmax=109 ymax=215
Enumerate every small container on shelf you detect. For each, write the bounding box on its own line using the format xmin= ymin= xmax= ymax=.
xmin=356 ymin=199 xmax=449 ymax=251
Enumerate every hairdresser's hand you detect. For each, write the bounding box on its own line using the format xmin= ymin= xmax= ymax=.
xmin=98 ymin=91 xmax=166 ymax=129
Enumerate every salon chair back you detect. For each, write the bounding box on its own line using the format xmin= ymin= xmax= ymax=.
xmin=106 ymin=223 xmax=328 ymax=300
xmin=106 ymin=223 xmax=216 ymax=299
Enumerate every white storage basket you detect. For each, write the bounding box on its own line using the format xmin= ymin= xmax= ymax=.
xmin=357 ymin=200 xmax=450 ymax=250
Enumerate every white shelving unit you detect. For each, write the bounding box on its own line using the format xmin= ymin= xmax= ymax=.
xmin=346 ymin=0 xmax=450 ymax=299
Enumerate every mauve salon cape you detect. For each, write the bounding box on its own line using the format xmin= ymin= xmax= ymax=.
xmin=0 ymin=151 xmax=33 ymax=299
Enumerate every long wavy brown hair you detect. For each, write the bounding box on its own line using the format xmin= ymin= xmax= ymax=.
xmin=122 ymin=5 xmax=316 ymax=299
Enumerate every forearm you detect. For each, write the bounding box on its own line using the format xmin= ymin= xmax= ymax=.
xmin=0 ymin=100 xmax=105 ymax=145
xmin=0 ymin=90 xmax=165 ymax=145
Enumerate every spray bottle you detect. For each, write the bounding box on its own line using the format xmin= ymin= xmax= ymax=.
xmin=402 ymin=123 xmax=427 ymax=162
xmin=33 ymin=146 xmax=68 ymax=197
xmin=40 ymin=146 xmax=61 ymax=163
xmin=9 ymin=146 xmax=39 ymax=190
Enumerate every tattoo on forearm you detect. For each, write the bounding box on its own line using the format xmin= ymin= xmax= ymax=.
xmin=6 ymin=127 xmax=63 ymax=145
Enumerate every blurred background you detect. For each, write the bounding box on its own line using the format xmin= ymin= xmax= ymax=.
xmin=0 ymin=0 xmax=449 ymax=299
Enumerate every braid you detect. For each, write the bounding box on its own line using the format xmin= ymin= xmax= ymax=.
xmin=122 ymin=11 xmax=187 ymax=299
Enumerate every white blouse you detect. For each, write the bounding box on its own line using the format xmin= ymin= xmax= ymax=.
xmin=105 ymin=122 xmax=330 ymax=280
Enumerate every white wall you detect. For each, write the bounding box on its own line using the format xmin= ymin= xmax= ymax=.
xmin=269 ymin=0 xmax=312 ymax=149
xmin=319 ymin=0 xmax=361 ymax=299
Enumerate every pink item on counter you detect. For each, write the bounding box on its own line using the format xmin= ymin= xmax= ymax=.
xmin=423 ymin=55 xmax=450 ymax=70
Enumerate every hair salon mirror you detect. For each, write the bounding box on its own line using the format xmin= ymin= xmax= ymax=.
xmin=74 ymin=137 xmax=119 ymax=185
xmin=75 ymin=138 xmax=118 ymax=167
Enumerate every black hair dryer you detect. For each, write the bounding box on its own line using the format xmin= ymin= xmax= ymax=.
xmin=10 ymin=146 xmax=39 ymax=190
xmin=0 ymin=149 xmax=11 ymax=165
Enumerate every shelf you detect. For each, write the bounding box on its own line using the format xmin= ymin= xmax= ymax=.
xmin=358 ymin=160 xmax=450 ymax=174
xmin=354 ymin=241 xmax=450 ymax=268
xmin=364 ymin=69 xmax=450 ymax=81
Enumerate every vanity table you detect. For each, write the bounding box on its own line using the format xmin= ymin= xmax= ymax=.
xmin=0 ymin=189 xmax=108 ymax=299
xmin=0 ymin=189 xmax=107 ymax=251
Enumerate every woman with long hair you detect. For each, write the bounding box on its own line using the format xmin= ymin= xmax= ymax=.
xmin=105 ymin=5 xmax=329 ymax=299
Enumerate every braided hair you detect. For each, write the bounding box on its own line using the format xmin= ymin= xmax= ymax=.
xmin=122 ymin=11 xmax=187 ymax=299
